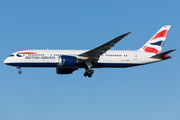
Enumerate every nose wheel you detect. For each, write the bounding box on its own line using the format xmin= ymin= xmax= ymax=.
xmin=16 ymin=66 xmax=22 ymax=74
xmin=18 ymin=70 xmax=22 ymax=74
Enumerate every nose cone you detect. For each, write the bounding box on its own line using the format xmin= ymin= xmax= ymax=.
xmin=4 ymin=58 xmax=9 ymax=65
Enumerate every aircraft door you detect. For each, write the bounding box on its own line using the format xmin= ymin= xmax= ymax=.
xmin=133 ymin=53 xmax=138 ymax=62
xmin=99 ymin=54 xmax=104 ymax=62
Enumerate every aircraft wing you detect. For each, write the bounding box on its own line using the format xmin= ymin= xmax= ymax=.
xmin=78 ymin=31 xmax=132 ymax=64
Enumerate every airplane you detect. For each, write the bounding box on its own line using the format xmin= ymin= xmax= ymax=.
xmin=4 ymin=25 xmax=176 ymax=78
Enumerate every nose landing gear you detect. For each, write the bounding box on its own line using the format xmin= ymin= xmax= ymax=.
xmin=18 ymin=70 xmax=22 ymax=74
xmin=16 ymin=66 xmax=22 ymax=74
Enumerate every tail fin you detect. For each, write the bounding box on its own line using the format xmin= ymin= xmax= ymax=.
xmin=138 ymin=25 xmax=171 ymax=54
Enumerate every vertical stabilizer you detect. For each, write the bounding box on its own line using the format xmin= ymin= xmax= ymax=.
xmin=138 ymin=25 xmax=171 ymax=54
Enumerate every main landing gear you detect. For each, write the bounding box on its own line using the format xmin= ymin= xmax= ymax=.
xmin=16 ymin=66 xmax=22 ymax=74
xmin=84 ymin=61 xmax=94 ymax=78
xmin=84 ymin=69 xmax=94 ymax=78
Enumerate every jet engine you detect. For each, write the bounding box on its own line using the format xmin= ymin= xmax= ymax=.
xmin=58 ymin=55 xmax=77 ymax=67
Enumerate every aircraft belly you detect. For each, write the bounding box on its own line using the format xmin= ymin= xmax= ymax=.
xmin=92 ymin=62 xmax=142 ymax=68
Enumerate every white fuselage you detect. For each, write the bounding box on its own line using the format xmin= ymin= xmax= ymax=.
xmin=4 ymin=49 xmax=162 ymax=68
xmin=3 ymin=26 xmax=173 ymax=77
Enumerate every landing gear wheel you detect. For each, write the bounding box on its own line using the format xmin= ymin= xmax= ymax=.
xmin=88 ymin=73 xmax=92 ymax=78
xmin=90 ymin=70 xmax=94 ymax=74
xmin=84 ymin=72 xmax=88 ymax=77
xmin=84 ymin=65 xmax=94 ymax=78
xmin=18 ymin=70 xmax=22 ymax=74
xmin=84 ymin=72 xmax=93 ymax=78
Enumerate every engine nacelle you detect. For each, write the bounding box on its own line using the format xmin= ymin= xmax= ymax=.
xmin=56 ymin=67 xmax=75 ymax=74
xmin=59 ymin=55 xmax=77 ymax=67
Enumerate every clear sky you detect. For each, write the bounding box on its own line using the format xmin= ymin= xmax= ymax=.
xmin=0 ymin=0 xmax=180 ymax=120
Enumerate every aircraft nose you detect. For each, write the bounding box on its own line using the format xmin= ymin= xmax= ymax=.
xmin=4 ymin=58 xmax=9 ymax=65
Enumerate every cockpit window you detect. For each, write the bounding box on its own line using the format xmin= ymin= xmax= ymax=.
xmin=9 ymin=54 xmax=14 ymax=57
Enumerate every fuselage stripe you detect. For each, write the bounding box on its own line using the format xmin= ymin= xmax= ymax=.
xmin=17 ymin=52 xmax=37 ymax=55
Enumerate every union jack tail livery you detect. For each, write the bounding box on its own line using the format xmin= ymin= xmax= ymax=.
xmin=139 ymin=25 xmax=171 ymax=54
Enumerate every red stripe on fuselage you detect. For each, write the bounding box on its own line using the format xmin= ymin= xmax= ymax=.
xmin=17 ymin=52 xmax=37 ymax=55
xmin=143 ymin=45 xmax=160 ymax=54
xmin=150 ymin=30 xmax=169 ymax=41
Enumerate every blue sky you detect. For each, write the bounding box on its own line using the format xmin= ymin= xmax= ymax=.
xmin=0 ymin=0 xmax=180 ymax=120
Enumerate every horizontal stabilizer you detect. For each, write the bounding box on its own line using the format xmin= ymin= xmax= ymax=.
xmin=151 ymin=49 xmax=176 ymax=59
